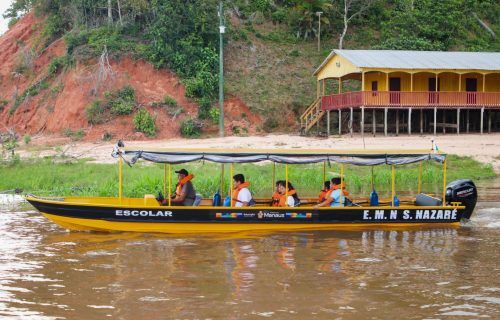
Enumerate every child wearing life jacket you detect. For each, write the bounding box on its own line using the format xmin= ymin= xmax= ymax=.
xmin=171 ymin=168 xmax=196 ymax=206
xmin=271 ymin=180 xmax=300 ymax=207
xmin=232 ymin=174 xmax=253 ymax=207
xmin=318 ymin=181 xmax=331 ymax=203
xmin=314 ymin=177 xmax=348 ymax=208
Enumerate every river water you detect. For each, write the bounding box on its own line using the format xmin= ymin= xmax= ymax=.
xmin=0 ymin=185 xmax=499 ymax=319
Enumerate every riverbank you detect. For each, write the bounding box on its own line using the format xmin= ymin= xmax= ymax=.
xmin=17 ymin=133 xmax=500 ymax=172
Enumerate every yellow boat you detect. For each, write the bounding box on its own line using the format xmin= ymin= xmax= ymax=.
xmin=26 ymin=144 xmax=478 ymax=233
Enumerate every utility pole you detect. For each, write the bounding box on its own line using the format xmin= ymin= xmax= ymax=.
xmin=218 ymin=2 xmax=225 ymax=137
xmin=316 ymin=11 xmax=323 ymax=52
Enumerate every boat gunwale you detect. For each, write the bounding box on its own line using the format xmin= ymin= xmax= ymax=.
xmin=26 ymin=195 xmax=465 ymax=211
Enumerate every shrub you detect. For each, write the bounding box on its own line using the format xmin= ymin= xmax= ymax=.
xmin=111 ymin=100 xmax=134 ymax=115
xmin=133 ymin=108 xmax=156 ymax=137
xmin=48 ymin=56 xmax=71 ymax=76
xmin=86 ymin=101 xmax=107 ymax=124
xmin=197 ymin=97 xmax=212 ymax=119
xmin=180 ymin=118 xmax=201 ymax=138
xmin=163 ymin=95 xmax=177 ymax=107
xmin=109 ymin=85 xmax=136 ymax=115
xmin=209 ymin=107 xmax=220 ymax=124
xmin=62 ymin=128 xmax=85 ymax=141
xmin=263 ymin=117 xmax=279 ymax=133
xmin=23 ymin=134 xmax=31 ymax=145
xmin=102 ymin=131 xmax=113 ymax=141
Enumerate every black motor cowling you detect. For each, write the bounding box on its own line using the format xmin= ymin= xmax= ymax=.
xmin=445 ymin=179 xmax=478 ymax=220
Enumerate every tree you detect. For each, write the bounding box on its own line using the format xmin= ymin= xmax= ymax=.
xmin=338 ymin=0 xmax=375 ymax=49
xmin=290 ymin=0 xmax=332 ymax=39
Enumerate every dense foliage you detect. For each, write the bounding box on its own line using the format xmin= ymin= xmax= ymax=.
xmin=3 ymin=0 xmax=499 ymax=133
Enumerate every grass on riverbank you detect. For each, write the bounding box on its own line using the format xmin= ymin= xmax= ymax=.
xmin=0 ymin=155 xmax=495 ymax=199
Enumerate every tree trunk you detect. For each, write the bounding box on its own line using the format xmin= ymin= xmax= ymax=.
xmin=107 ymin=0 xmax=113 ymax=25
xmin=339 ymin=1 xmax=348 ymax=49
xmin=117 ymin=0 xmax=123 ymax=26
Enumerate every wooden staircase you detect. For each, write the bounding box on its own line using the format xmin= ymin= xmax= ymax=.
xmin=299 ymin=97 xmax=324 ymax=135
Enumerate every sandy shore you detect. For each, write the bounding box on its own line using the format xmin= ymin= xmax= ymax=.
xmin=20 ymin=133 xmax=500 ymax=172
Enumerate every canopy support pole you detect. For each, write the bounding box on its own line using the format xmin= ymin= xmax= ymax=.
xmin=418 ymin=162 xmax=422 ymax=194
xmin=220 ymin=164 xmax=224 ymax=196
xmin=163 ymin=164 xmax=167 ymax=198
xmin=230 ymin=163 xmax=234 ymax=207
xmin=442 ymin=157 xmax=447 ymax=207
xmin=119 ymin=157 xmax=123 ymax=203
xmin=340 ymin=163 xmax=344 ymax=190
xmin=391 ymin=165 xmax=395 ymax=206
xmin=323 ymin=161 xmax=326 ymax=186
xmin=168 ymin=164 xmax=172 ymax=207
xmin=272 ymin=162 xmax=276 ymax=192
xmin=285 ymin=164 xmax=289 ymax=205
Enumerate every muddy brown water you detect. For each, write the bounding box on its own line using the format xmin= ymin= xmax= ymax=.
xmin=0 ymin=181 xmax=499 ymax=319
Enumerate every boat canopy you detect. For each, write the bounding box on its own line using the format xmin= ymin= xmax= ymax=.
xmin=120 ymin=148 xmax=446 ymax=166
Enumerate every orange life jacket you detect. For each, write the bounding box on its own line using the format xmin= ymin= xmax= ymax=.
xmin=271 ymin=189 xmax=297 ymax=207
xmin=318 ymin=189 xmax=328 ymax=203
xmin=232 ymin=181 xmax=250 ymax=206
xmin=175 ymin=174 xmax=194 ymax=195
xmin=323 ymin=183 xmax=349 ymax=203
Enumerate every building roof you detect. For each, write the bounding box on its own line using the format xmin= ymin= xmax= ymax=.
xmin=313 ymin=50 xmax=500 ymax=76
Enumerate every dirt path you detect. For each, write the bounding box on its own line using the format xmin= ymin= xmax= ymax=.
xmin=20 ymin=133 xmax=500 ymax=172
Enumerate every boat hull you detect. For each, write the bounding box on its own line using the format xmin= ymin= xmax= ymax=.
xmin=27 ymin=196 xmax=467 ymax=233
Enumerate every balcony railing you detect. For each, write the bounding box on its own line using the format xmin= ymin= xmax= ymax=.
xmin=321 ymin=91 xmax=500 ymax=110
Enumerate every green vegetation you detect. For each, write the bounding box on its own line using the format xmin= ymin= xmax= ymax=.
xmin=47 ymin=55 xmax=72 ymax=76
xmin=3 ymin=0 xmax=499 ymax=130
xmin=0 ymin=155 xmax=494 ymax=199
xmin=62 ymin=128 xmax=85 ymax=141
xmin=85 ymin=85 xmax=137 ymax=124
xmin=23 ymin=134 xmax=31 ymax=145
xmin=133 ymin=108 xmax=156 ymax=137
xmin=180 ymin=118 xmax=202 ymax=138
xmin=10 ymin=77 xmax=50 ymax=114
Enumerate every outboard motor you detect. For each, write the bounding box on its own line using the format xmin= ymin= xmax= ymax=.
xmin=445 ymin=179 xmax=478 ymax=220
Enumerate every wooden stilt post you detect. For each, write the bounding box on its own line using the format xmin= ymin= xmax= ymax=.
xmin=420 ymin=109 xmax=423 ymax=134
xmin=434 ymin=107 xmax=437 ymax=135
xmin=481 ymin=107 xmax=484 ymax=134
xmin=350 ymin=107 xmax=353 ymax=137
xmin=384 ymin=108 xmax=388 ymax=136
xmin=327 ymin=110 xmax=330 ymax=136
xmin=488 ymin=110 xmax=492 ymax=133
xmin=338 ymin=109 xmax=342 ymax=135
xmin=408 ymin=108 xmax=412 ymax=135
xmin=466 ymin=109 xmax=470 ymax=133
xmin=396 ymin=109 xmax=399 ymax=136
xmin=372 ymin=109 xmax=376 ymax=137
xmin=361 ymin=106 xmax=365 ymax=136
xmin=457 ymin=108 xmax=460 ymax=135
xmin=443 ymin=109 xmax=446 ymax=134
